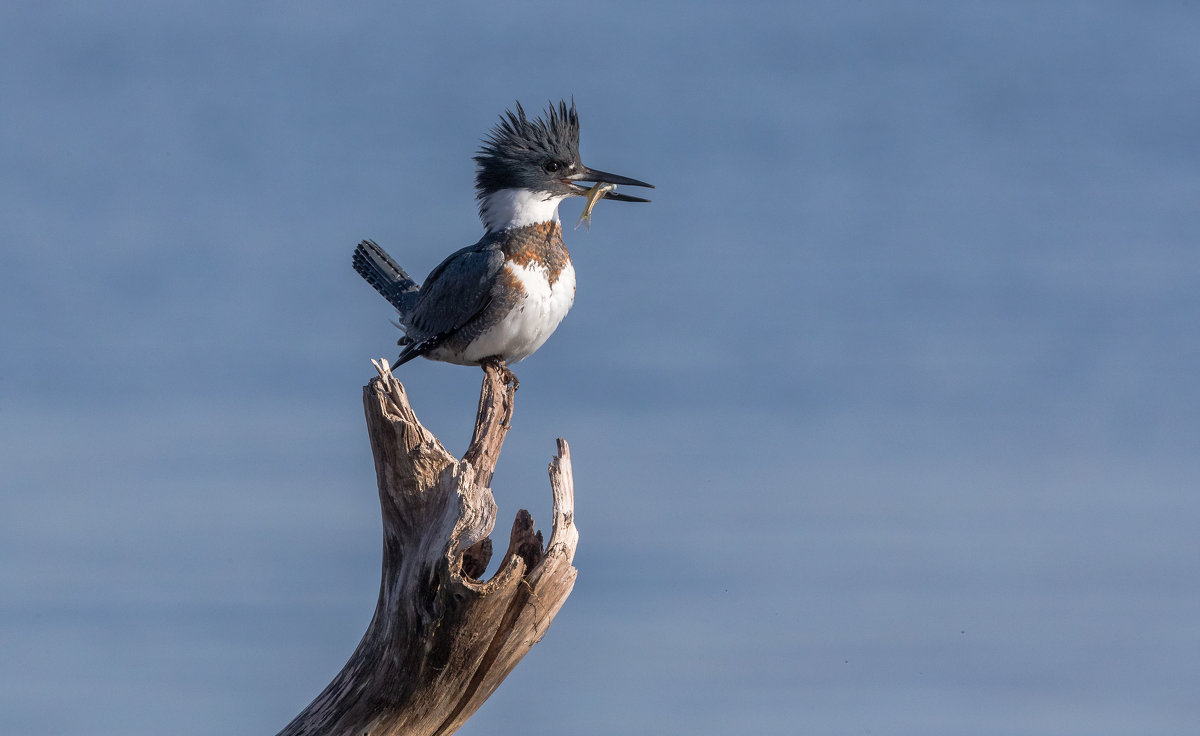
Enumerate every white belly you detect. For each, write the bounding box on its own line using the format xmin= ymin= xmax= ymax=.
xmin=462 ymin=260 xmax=576 ymax=364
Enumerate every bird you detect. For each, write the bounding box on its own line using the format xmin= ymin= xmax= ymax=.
xmin=353 ymin=99 xmax=653 ymax=380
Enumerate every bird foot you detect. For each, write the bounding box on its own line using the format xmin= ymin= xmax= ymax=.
xmin=481 ymin=356 xmax=519 ymax=390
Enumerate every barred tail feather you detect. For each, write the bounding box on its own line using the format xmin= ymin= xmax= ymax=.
xmin=352 ymin=240 xmax=421 ymax=317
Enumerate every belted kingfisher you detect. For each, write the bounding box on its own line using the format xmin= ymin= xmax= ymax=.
xmin=353 ymin=100 xmax=652 ymax=376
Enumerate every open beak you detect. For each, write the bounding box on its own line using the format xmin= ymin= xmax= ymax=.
xmin=564 ymin=166 xmax=654 ymax=202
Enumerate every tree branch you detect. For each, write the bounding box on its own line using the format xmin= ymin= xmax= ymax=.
xmin=275 ymin=360 xmax=579 ymax=736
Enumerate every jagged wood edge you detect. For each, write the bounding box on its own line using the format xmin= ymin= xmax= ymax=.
xmin=275 ymin=360 xmax=579 ymax=736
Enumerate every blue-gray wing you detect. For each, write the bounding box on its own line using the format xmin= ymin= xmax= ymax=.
xmin=401 ymin=242 xmax=505 ymax=357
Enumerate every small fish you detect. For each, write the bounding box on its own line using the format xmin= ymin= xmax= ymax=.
xmin=575 ymin=182 xmax=616 ymax=230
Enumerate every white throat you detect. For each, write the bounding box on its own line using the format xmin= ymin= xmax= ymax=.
xmin=479 ymin=188 xmax=566 ymax=232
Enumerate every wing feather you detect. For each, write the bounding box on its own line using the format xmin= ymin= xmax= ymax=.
xmin=395 ymin=241 xmax=505 ymax=362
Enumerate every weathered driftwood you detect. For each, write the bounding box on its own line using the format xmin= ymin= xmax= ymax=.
xmin=276 ymin=359 xmax=579 ymax=736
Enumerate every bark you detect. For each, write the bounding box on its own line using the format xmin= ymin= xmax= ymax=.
xmin=275 ymin=359 xmax=579 ymax=736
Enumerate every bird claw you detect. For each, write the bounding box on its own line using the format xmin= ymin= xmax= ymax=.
xmin=482 ymin=356 xmax=519 ymax=390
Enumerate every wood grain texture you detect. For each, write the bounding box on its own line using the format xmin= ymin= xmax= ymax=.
xmin=275 ymin=359 xmax=578 ymax=736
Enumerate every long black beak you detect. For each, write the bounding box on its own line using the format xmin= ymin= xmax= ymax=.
xmin=565 ymin=166 xmax=655 ymax=202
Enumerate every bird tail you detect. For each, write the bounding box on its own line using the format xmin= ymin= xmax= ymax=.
xmin=352 ymin=239 xmax=421 ymax=319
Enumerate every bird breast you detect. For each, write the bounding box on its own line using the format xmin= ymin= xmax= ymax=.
xmin=463 ymin=259 xmax=576 ymax=364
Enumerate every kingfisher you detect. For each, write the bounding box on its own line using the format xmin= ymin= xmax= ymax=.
xmin=353 ymin=100 xmax=652 ymax=380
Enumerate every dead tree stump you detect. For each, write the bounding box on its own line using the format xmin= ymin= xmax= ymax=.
xmin=275 ymin=360 xmax=579 ymax=736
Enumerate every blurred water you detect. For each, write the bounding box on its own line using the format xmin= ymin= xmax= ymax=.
xmin=2 ymin=2 xmax=1198 ymax=734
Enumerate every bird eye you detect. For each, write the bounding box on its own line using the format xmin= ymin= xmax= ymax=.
xmin=544 ymin=161 xmax=561 ymax=173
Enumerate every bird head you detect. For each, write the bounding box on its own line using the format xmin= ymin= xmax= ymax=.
xmin=474 ymin=100 xmax=653 ymax=230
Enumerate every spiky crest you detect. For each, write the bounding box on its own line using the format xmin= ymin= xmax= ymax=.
xmin=473 ymin=99 xmax=581 ymax=202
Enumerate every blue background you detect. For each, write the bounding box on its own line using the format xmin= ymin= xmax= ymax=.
xmin=3 ymin=2 xmax=1198 ymax=734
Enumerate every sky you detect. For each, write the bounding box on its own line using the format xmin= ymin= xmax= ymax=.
xmin=3 ymin=2 xmax=1199 ymax=734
